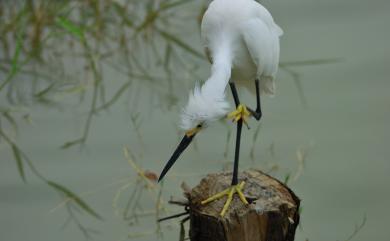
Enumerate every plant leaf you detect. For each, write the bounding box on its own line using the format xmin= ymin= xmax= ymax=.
xmin=179 ymin=219 xmax=186 ymax=241
xmin=112 ymin=2 xmax=134 ymax=27
xmin=157 ymin=29 xmax=204 ymax=60
xmin=160 ymin=0 xmax=195 ymax=11
xmin=11 ymin=144 xmax=25 ymax=182
xmin=56 ymin=16 xmax=84 ymax=40
xmin=279 ymin=58 xmax=343 ymax=67
xmin=284 ymin=173 xmax=291 ymax=185
xmin=94 ymin=81 xmax=131 ymax=112
xmin=61 ymin=138 xmax=84 ymax=149
xmin=0 ymin=16 xmax=25 ymax=92
xmin=11 ymin=29 xmax=23 ymax=74
xmin=47 ymin=181 xmax=102 ymax=220
xmin=2 ymin=111 xmax=18 ymax=133
xmin=34 ymin=82 xmax=56 ymax=98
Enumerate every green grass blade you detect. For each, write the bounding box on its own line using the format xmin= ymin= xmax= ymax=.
xmin=94 ymin=81 xmax=132 ymax=112
xmin=179 ymin=219 xmax=185 ymax=241
xmin=284 ymin=173 xmax=291 ymax=185
xmin=0 ymin=20 xmax=24 ymax=92
xmin=279 ymin=58 xmax=343 ymax=67
xmin=47 ymin=181 xmax=102 ymax=220
xmin=2 ymin=111 xmax=18 ymax=133
xmin=157 ymin=29 xmax=205 ymax=60
xmin=34 ymin=82 xmax=56 ymax=98
xmin=11 ymin=30 xmax=23 ymax=74
xmin=160 ymin=0 xmax=195 ymax=11
xmin=11 ymin=144 xmax=26 ymax=182
xmin=56 ymin=16 xmax=85 ymax=40
xmin=61 ymin=138 xmax=84 ymax=149
xmin=112 ymin=2 xmax=134 ymax=27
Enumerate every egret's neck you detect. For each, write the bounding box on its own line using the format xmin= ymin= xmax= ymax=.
xmin=202 ymin=43 xmax=233 ymax=99
xmin=180 ymin=41 xmax=232 ymax=129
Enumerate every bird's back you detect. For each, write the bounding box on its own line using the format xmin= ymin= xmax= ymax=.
xmin=201 ymin=0 xmax=282 ymax=95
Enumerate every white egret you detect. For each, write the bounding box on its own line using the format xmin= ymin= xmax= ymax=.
xmin=159 ymin=0 xmax=283 ymax=217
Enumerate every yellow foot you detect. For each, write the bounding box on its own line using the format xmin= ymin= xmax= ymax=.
xmin=227 ymin=104 xmax=251 ymax=128
xmin=201 ymin=181 xmax=249 ymax=217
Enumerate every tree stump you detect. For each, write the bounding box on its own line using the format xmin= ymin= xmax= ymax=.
xmin=186 ymin=169 xmax=300 ymax=241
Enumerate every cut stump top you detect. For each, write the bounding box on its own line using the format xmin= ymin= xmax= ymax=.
xmin=187 ymin=169 xmax=300 ymax=241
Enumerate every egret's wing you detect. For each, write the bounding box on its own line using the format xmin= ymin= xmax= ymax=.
xmin=241 ymin=17 xmax=281 ymax=95
xmin=273 ymin=24 xmax=284 ymax=37
xmin=251 ymin=1 xmax=284 ymax=37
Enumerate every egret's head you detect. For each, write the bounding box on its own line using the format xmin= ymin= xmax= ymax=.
xmin=180 ymin=84 xmax=230 ymax=131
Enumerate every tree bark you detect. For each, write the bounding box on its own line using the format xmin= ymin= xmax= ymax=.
xmin=186 ymin=169 xmax=300 ymax=241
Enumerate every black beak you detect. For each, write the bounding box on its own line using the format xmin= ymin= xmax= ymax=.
xmin=158 ymin=133 xmax=196 ymax=182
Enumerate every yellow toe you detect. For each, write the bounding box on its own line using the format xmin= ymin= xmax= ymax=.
xmin=227 ymin=104 xmax=251 ymax=127
xmin=200 ymin=181 xmax=248 ymax=217
xmin=201 ymin=188 xmax=230 ymax=205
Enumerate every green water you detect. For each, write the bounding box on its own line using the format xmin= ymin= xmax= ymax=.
xmin=1 ymin=0 xmax=389 ymax=240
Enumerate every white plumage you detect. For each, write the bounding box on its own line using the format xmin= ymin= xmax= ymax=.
xmin=181 ymin=0 xmax=283 ymax=130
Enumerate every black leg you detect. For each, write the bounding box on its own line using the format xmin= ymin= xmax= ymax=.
xmin=229 ymin=82 xmax=242 ymax=186
xmin=247 ymin=79 xmax=262 ymax=121
xmin=231 ymin=119 xmax=242 ymax=185
xmin=229 ymin=82 xmax=240 ymax=106
xmin=229 ymin=79 xmax=262 ymax=185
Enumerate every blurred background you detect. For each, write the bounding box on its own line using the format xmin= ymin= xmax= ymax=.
xmin=0 ymin=0 xmax=389 ymax=241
